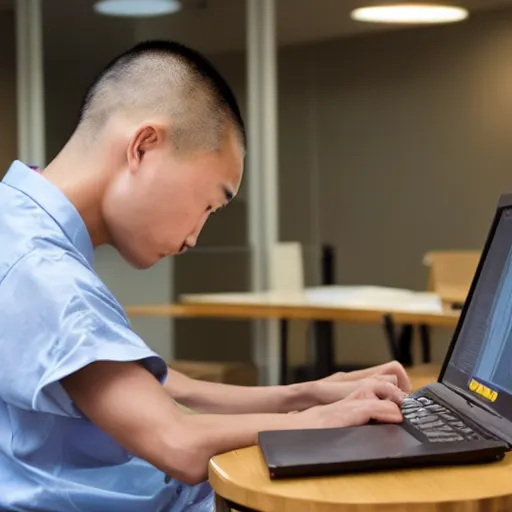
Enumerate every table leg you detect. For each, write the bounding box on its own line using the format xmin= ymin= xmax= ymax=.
xmin=215 ymin=494 xmax=259 ymax=511
xmin=382 ymin=314 xmax=400 ymax=361
xmin=279 ymin=319 xmax=288 ymax=385
xmin=382 ymin=315 xmax=413 ymax=366
xmin=311 ymin=320 xmax=335 ymax=379
xmin=215 ymin=494 xmax=231 ymax=512
xmin=419 ymin=323 xmax=431 ymax=363
xmin=398 ymin=324 xmax=414 ymax=366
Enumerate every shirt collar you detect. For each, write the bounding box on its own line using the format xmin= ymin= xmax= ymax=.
xmin=2 ymin=160 xmax=94 ymax=266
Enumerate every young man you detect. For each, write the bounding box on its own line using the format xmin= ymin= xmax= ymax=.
xmin=0 ymin=41 xmax=410 ymax=511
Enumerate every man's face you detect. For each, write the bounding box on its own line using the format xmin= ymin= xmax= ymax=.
xmin=103 ymin=126 xmax=243 ymax=269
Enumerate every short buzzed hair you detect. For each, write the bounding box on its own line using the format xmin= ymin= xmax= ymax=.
xmin=77 ymin=40 xmax=245 ymax=153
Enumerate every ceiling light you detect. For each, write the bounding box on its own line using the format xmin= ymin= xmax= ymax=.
xmin=350 ymin=4 xmax=468 ymax=24
xmin=94 ymin=0 xmax=181 ymax=17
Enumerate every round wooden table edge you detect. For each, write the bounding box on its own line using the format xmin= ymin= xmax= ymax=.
xmin=208 ymin=448 xmax=512 ymax=512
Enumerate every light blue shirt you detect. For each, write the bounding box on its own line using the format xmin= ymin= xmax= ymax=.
xmin=0 ymin=161 xmax=213 ymax=511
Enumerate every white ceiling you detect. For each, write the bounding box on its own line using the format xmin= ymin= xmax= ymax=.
xmin=139 ymin=0 xmax=512 ymax=53
xmin=8 ymin=0 xmax=512 ymax=56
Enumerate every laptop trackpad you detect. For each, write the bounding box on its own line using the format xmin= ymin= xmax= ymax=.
xmin=329 ymin=424 xmax=422 ymax=462
xmin=259 ymin=424 xmax=422 ymax=467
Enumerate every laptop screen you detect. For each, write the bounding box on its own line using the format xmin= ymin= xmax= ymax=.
xmin=442 ymin=205 xmax=512 ymax=420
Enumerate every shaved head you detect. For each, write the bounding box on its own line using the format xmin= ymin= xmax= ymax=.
xmin=48 ymin=40 xmax=245 ymax=269
xmin=76 ymin=40 xmax=245 ymax=153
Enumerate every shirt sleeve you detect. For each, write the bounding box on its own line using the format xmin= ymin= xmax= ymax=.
xmin=0 ymin=250 xmax=168 ymax=417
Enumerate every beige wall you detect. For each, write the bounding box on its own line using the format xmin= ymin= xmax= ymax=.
xmin=0 ymin=10 xmax=17 ymax=175
xmin=313 ymin=8 xmax=512 ymax=365
xmin=179 ymin=7 xmax=512 ymax=369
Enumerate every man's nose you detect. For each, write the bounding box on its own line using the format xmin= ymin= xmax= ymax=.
xmin=185 ymin=215 xmax=209 ymax=249
xmin=184 ymin=234 xmax=197 ymax=249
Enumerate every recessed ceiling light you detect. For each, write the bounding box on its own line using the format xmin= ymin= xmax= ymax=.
xmin=350 ymin=4 xmax=469 ymax=24
xmin=94 ymin=0 xmax=181 ymax=18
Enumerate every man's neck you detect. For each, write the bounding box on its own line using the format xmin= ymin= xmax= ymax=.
xmin=42 ymin=146 xmax=111 ymax=248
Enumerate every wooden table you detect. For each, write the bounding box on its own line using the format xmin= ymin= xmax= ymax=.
xmin=209 ymin=446 xmax=512 ymax=511
xmin=125 ymin=287 xmax=461 ymax=385
xmin=125 ymin=302 xmax=459 ymax=328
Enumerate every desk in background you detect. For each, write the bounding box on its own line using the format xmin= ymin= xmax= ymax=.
xmin=126 ymin=285 xmax=460 ymax=386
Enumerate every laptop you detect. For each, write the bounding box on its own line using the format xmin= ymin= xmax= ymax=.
xmin=258 ymin=194 xmax=512 ymax=479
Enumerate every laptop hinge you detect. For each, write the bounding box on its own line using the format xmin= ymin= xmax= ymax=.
xmin=427 ymin=382 xmax=512 ymax=447
xmin=443 ymin=382 xmax=502 ymax=418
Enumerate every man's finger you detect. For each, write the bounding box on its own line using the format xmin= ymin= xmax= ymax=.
xmin=321 ymin=362 xmax=412 ymax=393
xmin=365 ymin=400 xmax=403 ymax=423
xmin=370 ymin=381 xmax=406 ymax=405
xmin=373 ymin=374 xmax=398 ymax=385
xmin=379 ymin=361 xmax=412 ymax=393
xmin=361 ymin=361 xmax=412 ymax=393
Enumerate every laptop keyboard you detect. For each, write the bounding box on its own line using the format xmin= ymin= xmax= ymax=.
xmin=401 ymin=395 xmax=494 ymax=443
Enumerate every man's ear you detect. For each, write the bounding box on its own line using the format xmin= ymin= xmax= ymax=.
xmin=127 ymin=124 xmax=166 ymax=173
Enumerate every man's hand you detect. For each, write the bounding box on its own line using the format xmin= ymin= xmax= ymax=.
xmin=161 ymin=361 xmax=409 ymax=416
xmin=284 ymin=361 xmax=410 ymax=412
xmin=290 ymin=376 xmax=406 ymax=413
xmin=319 ymin=360 xmax=412 ymax=393
xmin=297 ymin=379 xmax=404 ymax=429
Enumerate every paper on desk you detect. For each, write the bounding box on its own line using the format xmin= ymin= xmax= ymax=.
xmin=305 ymin=286 xmax=443 ymax=313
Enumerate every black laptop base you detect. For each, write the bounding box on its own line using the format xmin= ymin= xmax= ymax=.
xmin=258 ymin=424 xmax=507 ymax=479
xmin=258 ymin=381 xmax=511 ymax=480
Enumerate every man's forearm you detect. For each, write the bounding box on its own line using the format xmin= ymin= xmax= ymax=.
xmin=175 ymin=410 xmax=297 ymax=483
xmin=62 ymin=360 xmax=301 ymax=486
xmin=164 ymin=367 xmax=315 ymax=414
xmin=62 ymin=360 xmax=403 ymax=487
